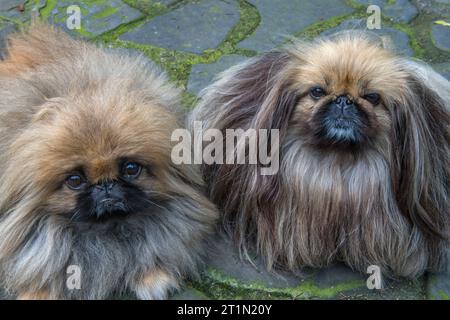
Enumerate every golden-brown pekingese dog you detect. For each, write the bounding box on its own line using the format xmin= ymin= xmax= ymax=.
xmin=0 ymin=24 xmax=218 ymax=299
xmin=191 ymin=31 xmax=449 ymax=278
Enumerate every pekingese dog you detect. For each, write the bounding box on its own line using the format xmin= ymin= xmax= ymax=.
xmin=0 ymin=23 xmax=218 ymax=299
xmin=191 ymin=31 xmax=449 ymax=278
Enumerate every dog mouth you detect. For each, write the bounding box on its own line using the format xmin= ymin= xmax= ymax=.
xmin=311 ymin=97 xmax=371 ymax=146
xmin=323 ymin=117 xmax=360 ymax=142
xmin=68 ymin=181 xmax=152 ymax=222
xmin=94 ymin=198 xmax=129 ymax=219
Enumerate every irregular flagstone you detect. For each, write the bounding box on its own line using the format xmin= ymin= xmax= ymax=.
xmin=426 ymin=250 xmax=450 ymax=300
xmin=190 ymin=238 xmax=425 ymax=299
xmin=355 ymin=0 xmax=418 ymax=23
xmin=354 ymin=0 xmax=387 ymax=7
xmin=150 ymin=0 xmax=179 ymax=5
xmin=0 ymin=0 xmax=46 ymax=22
xmin=383 ymin=0 xmax=418 ymax=23
xmin=0 ymin=22 xmax=17 ymax=58
xmin=427 ymin=273 xmax=450 ymax=300
xmin=120 ymin=0 xmax=175 ymax=15
xmin=414 ymin=0 xmax=450 ymax=20
xmin=46 ymin=0 xmax=143 ymax=39
xmin=433 ymin=62 xmax=450 ymax=80
xmin=321 ymin=19 xmax=414 ymax=56
xmin=237 ymin=0 xmax=354 ymax=52
xmin=130 ymin=0 xmax=179 ymax=6
xmin=0 ymin=0 xmax=24 ymax=12
xmin=120 ymin=0 xmax=240 ymax=54
xmin=432 ymin=24 xmax=450 ymax=52
xmin=187 ymin=55 xmax=249 ymax=95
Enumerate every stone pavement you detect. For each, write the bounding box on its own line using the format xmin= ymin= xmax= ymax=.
xmin=0 ymin=0 xmax=449 ymax=300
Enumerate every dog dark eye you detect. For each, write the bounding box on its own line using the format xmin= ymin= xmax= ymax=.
xmin=66 ymin=175 xmax=86 ymax=190
xmin=364 ymin=92 xmax=381 ymax=105
xmin=310 ymin=86 xmax=326 ymax=99
xmin=122 ymin=162 xmax=142 ymax=180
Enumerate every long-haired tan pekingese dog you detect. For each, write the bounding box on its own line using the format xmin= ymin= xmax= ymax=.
xmin=191 ymin=31 xmax=449 ymax=278
xmin=0 ymin=23 xmax=218 ymax=299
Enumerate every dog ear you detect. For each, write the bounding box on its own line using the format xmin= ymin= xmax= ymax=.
xmin=197 ymin=51 xmax=298 ymax=134
xmin=194 ymin=51 xmax=299 ymax=263
xmin=390 ymin=73 xmax=449 ymax=265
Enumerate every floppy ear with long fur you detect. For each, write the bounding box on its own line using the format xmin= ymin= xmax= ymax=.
xmin=192 ymin=51 xmax=300 ymax=262
xmin=390 ymin=64 xmax=449 ymax=270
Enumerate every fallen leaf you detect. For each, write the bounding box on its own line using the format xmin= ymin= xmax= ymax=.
xmin=434 ymin=20 xmax=450 ymax=27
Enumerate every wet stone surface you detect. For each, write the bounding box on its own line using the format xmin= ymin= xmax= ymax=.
xmin=120 ymin=0 xmax=240 ymax=54
xmin=187 ymin=54 xmax=248 ymax=94
xmin=0 ymin=22 xmax=16 ymax=58
xmin=432 ymin=23 xmax=450 ymax=51
xmin=355 ymin=0 xmax=418 ymax=23
xmin=47 ymin=0 xmax=143 ymax=38
xmin=321 ymin=19 xmax=414 ymax=56
xmin=0 ymin=0 xmax=46 ymax=22
xmin=183 ymin=238 xmax=427 ymax=300
xmin=433 ymin=62 xmax=450 ymax=79
xmin=237 ymin=0 xmax=354 ymax=52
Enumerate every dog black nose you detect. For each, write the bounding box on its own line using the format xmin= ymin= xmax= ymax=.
xmin=92 ymin=181 xmax=127 ymax=217
xmin=333 ymin=95 xmax=354 ymax=110
xmin=93 ymin=182 xmax=124 ymax=199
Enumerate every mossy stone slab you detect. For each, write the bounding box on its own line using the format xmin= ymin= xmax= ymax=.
xmin=191 ymin=238 xmax=425 ymax=299
xmin=432 ymin=24 xmax=450 ymax=52
xmin=0 ymin=0 xmax=24 ymax=12
xmin=237 ymin=0 xmax=354 ymax=52
xmin=433 ymin=62 xmax=450 ymax=80
xmin=0 ymin=0 xmax=46 ymax=22
xmin=321 ymin=19 xmax=414 ymax=56
xmin=384 ymin=0 xmax=418 ymax=23
xmin=0 ymin=22 xmax=16 ymax=58
xmin=129 ymin=0 xmax=178 ymax=5
xmin=187 ymin=54 xmax=248 ymax=95
xmin=46 ymin=0 xmax=143 ymax=38
xmin=426 ymin=250 xmax=450 ymax=300
xmin=355 ymin=0 xmax=418 ymax=23
xmin=120 ymin=0 xmax=240 ymax=54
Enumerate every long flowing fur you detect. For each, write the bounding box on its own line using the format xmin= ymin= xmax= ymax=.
xmin=191 ymin=31 xmax=449 ymax=278
xmin=0 ymin=23 xmax=218 ymax=299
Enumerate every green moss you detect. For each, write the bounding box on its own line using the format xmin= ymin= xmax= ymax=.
xmin=392 ymin=22 xmax=425 ymax=58
xmin=92 ymin=5 xmax=119 ymax=20
xmin=346 ymin=0 xmax=369 ymax=10
xmin=39 ymin=0 xmax=58 ymax=20
xmin=181 ymin=91 xmax=199 ymax=109
xmin=435 ymin=291 xmax=450 ymax=300
xmin=95 ymin=0 xmax=260 ymax=91
xmin=430 ymin=290 xmax=449 ymax=300
xmin=209 ymin=5 xmax=224 ymax=15
xmin=179 ymin=284 xmax=212 ymax=300
xmin=123 ymin=0 xmax=170 ymax=16
xmin=0 ymin=15 xmax=16 ymax=25
xmin=194 ymin=268 xmax=365 ymax=300
xmin=394 ymin=14 xmax=450 ymax=63
xmin=294 ymin=11 xmax=366 ymax=40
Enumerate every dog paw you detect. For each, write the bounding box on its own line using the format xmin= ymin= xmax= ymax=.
xmin=17 ymin=290 xmax=51 ymax=300
xmin=133 ymin=269 xmax=179 ymax=300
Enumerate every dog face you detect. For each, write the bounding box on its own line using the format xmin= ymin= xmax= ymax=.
xmin=288 ymin=38 xmax=409 ymax=148
xmin=26 ymin=90 xmax=178 ymax=222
